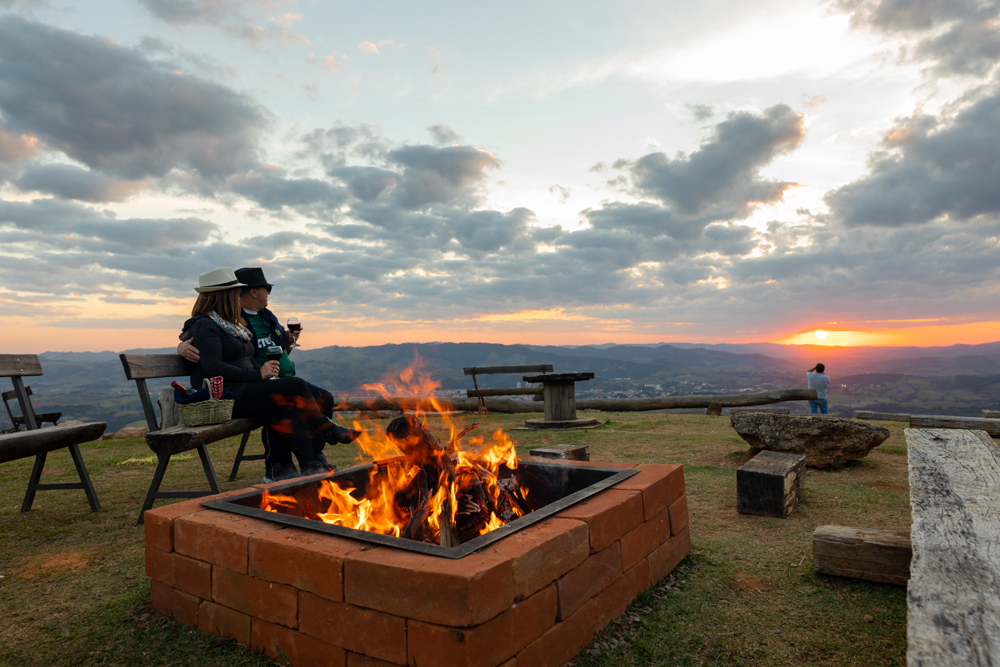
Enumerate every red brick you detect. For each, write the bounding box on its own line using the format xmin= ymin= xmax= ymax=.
xmin=344 ymin=547 xmax=513 ymax=627
xmin=299 ymin=592 xmax=407 ymax=663
xmin=483 ymin=517 xmax=589 ymax=600
xmin=198 ymin=601 xmax=251 ymax=646
xmin=250 ymin=527 xmax=364 ymax=602
xmin=556 ymin=489 xmax=643 ymax=552
xmin=253 ymin=618 xmax=346 ymax=667
xmin=668 ymin=494 xmax=689 ymax=536
xmin=555 ymin=542 xmax=621 ymax=620
xmin=498 ymin=660 xmax=516 ymax=667
xmin=213 ymin=566 xmax=298 ymax=628
xmin=619 ymin=506 xmax=671 ymax=570
xmin=150 ymin=580 xmax=173 ymax=616
xmin=615 ymin=464 xmax=685 ymax=521
xmin=142 ymin=488 xmax=249 ymax=552
xmin=172 ymin=588 xmax=201 ymax=628
xmin=407 ymin=584 xmax=557 ymax=667
xmin=523 ymin=459 xmax=636 ymax=469
xmin=174 ymin=510 xmax=284 ymax=574
xmin=592 ymin=559 xmax=650 ymax=632
xmin=346 ymin=654 xmax=405 ymax=667
xmin=516 ymin=598 xmax=599 ymax=667
xmin=649 ymin=524 xmax=691 ymax=585
xmin=144 ymin=544 xmax=212 ymax=599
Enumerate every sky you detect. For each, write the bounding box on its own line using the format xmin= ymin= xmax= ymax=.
xmin=0 ymin=0 xmax=999 ymax=353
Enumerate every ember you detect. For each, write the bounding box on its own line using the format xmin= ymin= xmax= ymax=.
xmin=259 ymin=359 xmax=531 ymax=546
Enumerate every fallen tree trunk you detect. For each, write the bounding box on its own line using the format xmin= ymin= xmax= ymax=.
xmin=908 ymin=414 xmax=1000 ymax=437
xmin=333 ymin=388 xmax=816 ymax=414
xmin=575 ymin=388 xmax=817 ymax=412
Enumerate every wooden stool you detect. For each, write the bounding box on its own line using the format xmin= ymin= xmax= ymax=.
xmin=522 ymin=372 xmax=601 ymax=429
xmin=736 ymin=450 xmax=805 ymax=518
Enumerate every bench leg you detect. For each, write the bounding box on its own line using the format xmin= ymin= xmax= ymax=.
xmin=197 ymin=445 xmax=221 ymax=494
xmin=228 ymin=430 xmax=252 ymax=482
xmin=20 ymin=452 xmax=47 ymax=513
xmin=136 ymin=453 xmax=171 ymax=526
xmin=68 ymin=443 xmax=101 ymax=512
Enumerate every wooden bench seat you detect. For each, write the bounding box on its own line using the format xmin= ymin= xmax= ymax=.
xmin=905 ymin=427 xmax=1000 ymax=665
xmin=120 ymin=353 xmax=262 ymax=524
xmin=0 ymin=354 xmax=104 ymax=512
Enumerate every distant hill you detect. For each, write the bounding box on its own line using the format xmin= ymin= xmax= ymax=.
xmin=3 ymin=340 xmax=999 ymax=431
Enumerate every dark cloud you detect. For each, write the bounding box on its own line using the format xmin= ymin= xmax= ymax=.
xmin=0 ymin=17 xmax=267 ymax=181
xmin=839 ymin=0 xmax=1000 ymax=76
xmin=427 ymin=124 xmax=462 ymax=145
xmin=16 ymin=164 xmax=146 ymax=202
xmin=136 ymin=0 xmax=309 ymax=47
xmin=686 ymin=103 xmax=715 ymax=121
xmin=226 ymin=167 xmax=349 ymax=214
xmin=825 ymin=83 xmax=1000 ymax=226
xmin=385 ymin=145 xmax=500 ymax=210
xmin=629 ymin=104 xmax=804 ymax=219
xmin=328 ymin=166 xmax=400 ymax=202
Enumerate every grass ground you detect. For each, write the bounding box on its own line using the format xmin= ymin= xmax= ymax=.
xmin=0 ymin=412 xmax=915 ymax=667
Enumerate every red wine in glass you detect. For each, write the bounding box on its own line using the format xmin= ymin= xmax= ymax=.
xmin=265 ymin=345 xmax=282 ymax=378
xmin=287 ymin=317 xmax=301 ymax=348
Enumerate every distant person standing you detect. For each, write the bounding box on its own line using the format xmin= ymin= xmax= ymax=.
xmin=806 ymin=363 xmax=831 ymax=415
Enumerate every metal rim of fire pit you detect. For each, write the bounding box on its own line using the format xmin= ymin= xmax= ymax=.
xmin=202 ymin=461 xmax=639 ymax=559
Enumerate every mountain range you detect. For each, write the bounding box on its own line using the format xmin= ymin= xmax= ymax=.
xmin=3 ymin=341 xmax=1000 ymax=432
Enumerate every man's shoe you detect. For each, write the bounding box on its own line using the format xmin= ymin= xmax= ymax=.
xmin=326 ymin=423 xmax=362 ymax=445
xmin=314 ymin=451 xmax=338 ymax=472
xmin=263 ymin=462 xmax=300 ymax=484
xmin=301 ymin=461 xmax=336 ymax=477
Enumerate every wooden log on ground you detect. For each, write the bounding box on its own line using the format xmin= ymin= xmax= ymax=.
xmin=576 ymin=388 xmax=817 ymax=412
xmin=854 ymin=410 xmax=911 ymax=423
xmin=466 ymin=387 xmax=543 ymax=398
xmin=332 ymin=396 xmax=541 ymax=414
xmin=908 ymin=414 xmax=1000 ymax=437
xmin=736 ymin=450 xmax=805 ymax=518
xmin=0 ymin=422 xmax=107 ymax=463
xmin=528 ymin=444 xmax=590 ymax=461
xmin=813 ymin=526 xmax=911 ymax=586
xmin=729 ymin=407 xmax=790 ymax=415
xmin=982 ymin=410 xmax=1000 ymax=419
xmin=905 ymin=427 xmax=1000 ymax=666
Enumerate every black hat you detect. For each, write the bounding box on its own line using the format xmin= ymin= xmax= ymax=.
xmin=235 ymin=267 xmax=273 ymax=290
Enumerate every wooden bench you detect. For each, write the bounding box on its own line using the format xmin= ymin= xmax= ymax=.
xmin=905 ymin=427 xmax=1000 ymax=665
xmin=119 ymin=353 xmax=262 ymax=524
xmin=463 ymin=364 xmax=553 ymax=412
xmin=0 ymin=354 xmax=104 ymax=512
xmin=3 ymin=385 xmax=61 ymax=432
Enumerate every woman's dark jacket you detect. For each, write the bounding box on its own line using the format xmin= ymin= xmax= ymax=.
xmin=181 ymin=316 xmax=261 ymax=403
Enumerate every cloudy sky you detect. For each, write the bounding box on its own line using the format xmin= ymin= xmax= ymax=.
xmin=1 ymin=0 xmax=998 ymax=352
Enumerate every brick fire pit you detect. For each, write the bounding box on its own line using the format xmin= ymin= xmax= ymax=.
xmin=144 ymin=461 xmax=690 ymax=667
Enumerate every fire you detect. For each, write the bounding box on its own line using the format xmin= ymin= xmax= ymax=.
xmin=260 ymin=355 xmax=531 ymax=546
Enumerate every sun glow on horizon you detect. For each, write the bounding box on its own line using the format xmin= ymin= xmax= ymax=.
xmin=777 ymin=321 xmax=1000 ymax=347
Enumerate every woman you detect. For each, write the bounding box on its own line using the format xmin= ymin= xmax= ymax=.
xmin=181 ymin=268 xmax=357 ymax=481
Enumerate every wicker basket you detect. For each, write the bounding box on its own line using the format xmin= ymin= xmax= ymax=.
xmin=178 ymin=379 xmax=234 ymax=427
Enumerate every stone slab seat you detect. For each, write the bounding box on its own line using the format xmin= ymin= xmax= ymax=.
xmin=119 ymin=352 xmax=264 ymax=525
xmin=730 ymin=412 xmax=890 ymax=468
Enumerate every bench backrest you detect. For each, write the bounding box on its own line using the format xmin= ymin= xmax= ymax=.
xmin=0 ymin=354 xmax=41 ymax=430
xmin=119 ymin=354 xmax=191 ymax=432
xmin=462 ymin=364 xmax=553 ymax=376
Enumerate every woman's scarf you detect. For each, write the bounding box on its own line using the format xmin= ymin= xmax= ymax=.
xmin=210 ymin=311 xmax=253 ymax=342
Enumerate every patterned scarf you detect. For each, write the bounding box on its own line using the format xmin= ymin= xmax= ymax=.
xmin=210 ymin=311 xmax=252 ymax=342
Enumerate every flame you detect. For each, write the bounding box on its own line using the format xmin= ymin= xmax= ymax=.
xmin=260 ymin=354 xmax=529 ymax=546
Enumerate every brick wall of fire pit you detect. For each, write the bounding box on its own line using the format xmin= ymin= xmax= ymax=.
xmin=144 ymin=461 xmax=690 ymax=667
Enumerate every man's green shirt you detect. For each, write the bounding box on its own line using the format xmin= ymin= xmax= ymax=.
xmin=245 ymin=311 xmax=295 ymax=377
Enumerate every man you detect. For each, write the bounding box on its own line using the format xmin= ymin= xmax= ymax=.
xmin=178 ymin=267 xmax=357 ymax=481
xmin=806 ymin=363 xmax=831 ymax=415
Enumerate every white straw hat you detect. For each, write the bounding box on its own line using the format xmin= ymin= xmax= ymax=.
xmin=195 ymin=267 xmax=247 ymax=293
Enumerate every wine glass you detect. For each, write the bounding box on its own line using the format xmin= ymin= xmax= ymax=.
xmin=287 ymin=317 xmax=301 ymax=348
xmin=265 ymin=345 xmax=283 ymax=379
